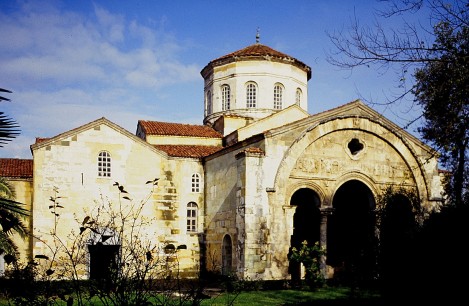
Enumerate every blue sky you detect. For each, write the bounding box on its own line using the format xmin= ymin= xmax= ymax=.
xmin=0 ymin=0 xmax=431 ymax=158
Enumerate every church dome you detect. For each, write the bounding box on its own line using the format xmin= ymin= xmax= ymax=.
xmin=201 ymin=43 xmax=311 ymax=80
xmin=201 ymin=42 xmax=312 ymax=129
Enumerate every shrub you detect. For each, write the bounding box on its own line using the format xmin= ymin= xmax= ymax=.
xmin=289 ymin=240 xmax=326 ymax=290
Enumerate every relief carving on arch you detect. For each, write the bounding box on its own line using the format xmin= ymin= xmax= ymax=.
xmin=290 ymin=131 xmax=413 ymax=183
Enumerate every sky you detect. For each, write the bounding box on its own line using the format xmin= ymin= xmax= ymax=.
xmin=0 ymin=0 xmax=433 ymax=159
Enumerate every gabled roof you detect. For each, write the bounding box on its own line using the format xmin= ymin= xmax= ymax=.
xmin=0 ymin=158 xmax=33 ymax=179
xmin=138 ymin=120 xmax=222 ymax=138
xmin=154 ymin=145 xmax=223 ymax=158
xmin=309 ymin=99 xmax=402 ymax=125
xmin=233 ymin=104 xmax=310 ymax=143
xmin=30 ymin=117 xmax=166 ymax=157
xmin=267 ymin=99 xmax=434 ymax=153
xmin=201 ymin=43 xmax=311 ymax=79
xmin=35 ymin=137 xmax=49 ymax=144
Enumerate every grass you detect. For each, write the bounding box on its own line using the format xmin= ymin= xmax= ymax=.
xmin=0 ymin=286 xmax=384 ymax=305
xmin=202 ymin=286 xmax=384 ymax=305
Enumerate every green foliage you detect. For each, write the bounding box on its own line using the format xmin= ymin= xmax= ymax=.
xmin=0 ymin=177 xmax=29 ymax=260
xmin=198 ymin=286 xmax=382 ymax=306
xmin=413 ymin=18 xmax=469 ymax=207
xmin=374 ymin=186 xmax=422 ymax=300
xmin=0 ymin=88 xmax=20 ymax=148
xmin=412 ymin=197 xmax=469 ymax=302
xmin=6 ymin=179 xmax=217 ymax=306
xmin=0 ymin=285 xmax=386 ymax=306
xmin=0 ymin=260 xmax=76 ymax=306
xmin=375 ymin=185 xmax=422 ymax=224
xmin=288 ymin=241 xmax=326 ymax=290
xmin=327 ymin=0 xmax=468 ymax=207
xmin=0 ymin=88 xmax=29 ymax=260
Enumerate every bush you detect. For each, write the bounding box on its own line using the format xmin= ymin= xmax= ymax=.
xmin=289 ymin=240 xmax=326 ymax=290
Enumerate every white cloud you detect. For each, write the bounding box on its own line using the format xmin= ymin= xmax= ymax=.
xmin=93 ymin=4 xmax=125 ymax=43
xmin=0 ymin=1 xmax=201 ymax=158
xmin=0 ymin=1 xmax=199 ymax=89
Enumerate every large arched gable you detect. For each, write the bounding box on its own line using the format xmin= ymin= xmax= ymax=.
xmin=273 ymin=115 xmax=431 ymax=208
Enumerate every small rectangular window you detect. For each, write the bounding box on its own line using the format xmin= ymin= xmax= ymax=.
xmin=98 ymin=151 xmax=111 ymax=177
xmin=191 ymin=173 xmax=200 ymax=193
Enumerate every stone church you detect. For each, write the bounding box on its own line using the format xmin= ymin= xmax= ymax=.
xmin=1 ymin=40 xmax=444 ymax=281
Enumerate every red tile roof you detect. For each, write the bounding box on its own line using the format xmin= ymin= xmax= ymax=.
xmin=215 ymin=43 xmax=292 ymax=61
xmin=204 ymin=43 xmax=311 ymax=79
xmin=244 ymin=147 xmax=264 ymax=154
xmin=0 ymin=158 xmax=33 ymax=178
xmin=154 ymin=145 xmax=223 ymax=158
xmin=139 ymin=121 xmax=222 ymax=138
xmin=35 ymin=137 xmax=50 ymax=144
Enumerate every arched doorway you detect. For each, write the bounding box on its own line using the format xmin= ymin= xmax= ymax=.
xmin=380 ymin=193 xmax=416 ymax=287
xmin=327 ymin=180 xmax=376 ymax=283
xmin=221 ymin=235 xmax=232 ymax=275
xmin=288 ymin=188 xmax=321 ymax=283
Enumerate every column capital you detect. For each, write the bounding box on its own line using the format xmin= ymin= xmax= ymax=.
xmin=320 ymin=207 xmax=334 ymax=215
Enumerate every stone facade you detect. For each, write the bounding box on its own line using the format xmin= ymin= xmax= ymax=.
xmin=3 ymin=41 xmax=443 ymax=281
xmin=202 ymin=100 xmax=443 ymax=280
xmin=21 ymin=119 xmax=210 ymax=278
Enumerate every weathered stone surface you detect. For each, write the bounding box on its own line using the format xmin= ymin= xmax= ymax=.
xmin=5 ymin=42 xmax=443 ymax=282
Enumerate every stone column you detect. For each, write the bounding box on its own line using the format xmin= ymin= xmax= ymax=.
xmin=319 ymin=207 xmax=334 ymax=279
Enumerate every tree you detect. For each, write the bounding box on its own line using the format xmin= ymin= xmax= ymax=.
xmin=0 ymin=87 xmax=28 ymax=262
xmin=327 ymin=0 xmax=469 ymax=206
xmin=327 ymin=2 xmax=468 ymax=303
xmin=0 ymin=88 xmax=20 ymax=147
xmin=0 ymin=177 xmax=29 ymax=261
xmin=13 ymin=179 xmax=212 ymax=306
xmin=413 ymin=21 xmax=468 ymax=207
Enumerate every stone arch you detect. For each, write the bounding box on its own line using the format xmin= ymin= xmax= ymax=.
xmin=379 ymin=192 xmax=417 ymax=285
xmin=267 ymin=114 xmax=435 ymax=281
xmin=285 ymin=181 xmax=326 ymax=207
xmin=287 ymin=188 xmax=321 ymax=283
xmin=327 ymin=179 xmax=377 ymax=283
xmin=272 ymin=116 xmax=431 ymax=210
xmin=221 ymin=234 xmax=233 ymax=275
xmin=330 ymin=171 xmax=380 ymax=204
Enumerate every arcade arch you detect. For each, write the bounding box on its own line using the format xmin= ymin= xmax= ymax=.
xmin=288 ymin=188 xmax=321 ymax=282
xmin=327 ymin=180 xmax=377 ymax=281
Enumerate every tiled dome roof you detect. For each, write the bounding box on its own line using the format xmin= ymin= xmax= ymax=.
xmin=214 ymin=43 xmax=292 ymax=61
xmin=202 ymin=43 xmax=311 ymax=79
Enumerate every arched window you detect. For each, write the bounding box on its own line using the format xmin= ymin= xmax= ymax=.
xmin=246 ymin=83 xmax=257 ymax=108
xmin=274 ymin=84 xmax=283 ymax=109
xmin=296 ymin=88 xmax=302 ymax=105
xmin=191 ymin=173 xmax=200 ymax=193
xmin=222 ymin=235 xmax=232 ymax=275
xmin=222 ymin=85 xmax=231 ymax=111
xmin=98 ymin=151 xmax=111 ymax=177
xmin=187 ymin=202 xmax=198 ymax=233
xmin=206 ymin=90 xmax=212 ymax=114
